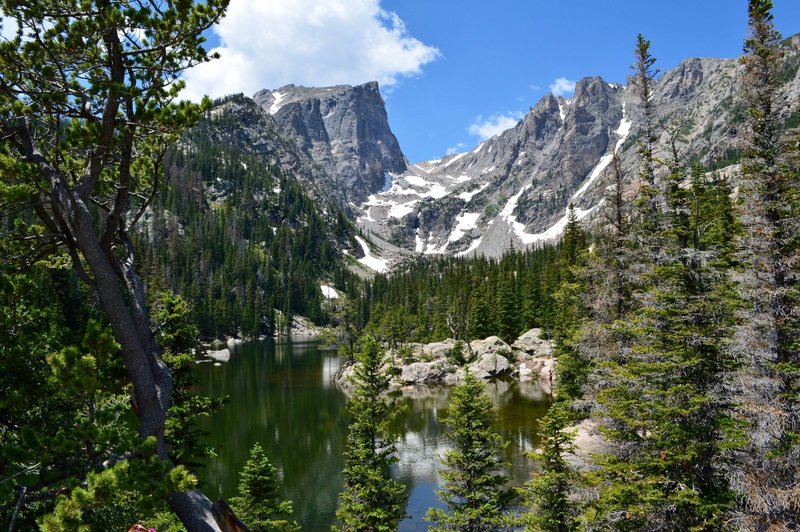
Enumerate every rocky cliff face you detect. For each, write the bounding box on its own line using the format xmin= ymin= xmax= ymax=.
xmin=358 ymin=77 xmax=628 ymax=257
xmin=191 ymin=36 xmax=800 ymax=269
xmin=253 ymin=82 xmax=407 ymax=205
xmin=357 ymin=36 xmax=800 ymax=260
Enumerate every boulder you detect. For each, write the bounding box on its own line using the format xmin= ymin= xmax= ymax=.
xmin=470 ymin=336 xmax=512 ymax=359
xmin=226 ymin=337 xmax=243 ymax=348
xmin=518 ymin=363 xmax=533 ymax=380
xmin=468 ymin=352 xmax=512 ymax=379
xmin=512 ymin=328 xmax=553 ymax=356
xmin=398 ymin=361 xmax=446 ymax=384
xmin=206 ymin=348 xmax=231 ymax=362
xmin=421 ymin=339 xmax=458 ymax=361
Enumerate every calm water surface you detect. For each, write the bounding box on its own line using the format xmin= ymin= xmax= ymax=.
xmin=196 ymin=339 xmax=551 ymax=531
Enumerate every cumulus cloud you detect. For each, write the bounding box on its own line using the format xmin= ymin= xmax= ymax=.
xmin=182 ymin=0 xmax=440 ymax=101
xmin=549 ymin=77 xmax=576 ymax=97
xmin=446 ymin=143 xmax=466 ymax=156
xmin=467 ymin=112 xmax=523 ymax=141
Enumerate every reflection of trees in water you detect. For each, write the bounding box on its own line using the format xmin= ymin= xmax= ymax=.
xmin=198 ymin=343 xmax=551 ymax=529
xmin=198 ymin=341 xmax=348 ymax=529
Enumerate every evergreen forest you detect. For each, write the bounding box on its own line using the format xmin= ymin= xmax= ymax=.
xmin=0 ymin=0 xmax=798 ymax=531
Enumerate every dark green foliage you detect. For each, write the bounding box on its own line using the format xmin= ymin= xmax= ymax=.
xmin=551 ymin=207 xmax=589 ymax=402
xmin=155 ymin=292 xmax=224 ymax=468
xmin=336 ymin=336 xmax=407 ymax=531
xmin=732 ymin=1 xmax=800 ymax=526
xmin=588 ymin=163 xmax=741 ymax=530
xmin=362 ymin=245 xmax=564 ymax=346
xmin=0 ymin=271 xmax=196 ymax=530
xmin=523 ymin=403 xmax=577 ymax=532
xmin=425 ymin=372 xmax=513 ymax=531
xmin=230 ymin=443 xmax=300 ymax=531
xmin=136 ymin=135 xmax=361 ymax=339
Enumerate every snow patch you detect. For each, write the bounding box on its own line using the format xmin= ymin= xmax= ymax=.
xmin=268 ymin=91 xmax=286 ymax=115
xmin=380 ymin=172 xmax=394 ymax=193
xmin=456 ymin=237 xmax=482 ymax=257
xmin=388 ymin=201 xmax=418 ymax=219
xmin=443 ymin=152 xmax=468 ymax=168
xmin=354 ymin=236 xmax=389 ymax=273
xmin=571 ymin=105 xmax=632 ymax=201
xmin=320 ymin=285 xmax=339 ymax=299
xmin=448 ymin=212 xmax=480 ymax=243
xmin=423 ymin=234 xmax=448 ymax=255
xmin=558 ymin=103 xmax=565 ymax=121
xmin=415 ymin=229 xmax=425 ymax=253
xmin=458 ymin=181 xmax=491 ymax=203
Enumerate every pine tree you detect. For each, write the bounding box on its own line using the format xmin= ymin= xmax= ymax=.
xmin=523 ymin=402 xmax=578 ymax=532
xmin=730 ymin=0 xmax=800 ymax=526
xmin=425 ymin=372 xmax=513 ymax=531
xmin=589 ymin=161 xmax=741 ymax=531
xmin=551 ymin=206 xmax=588 ymax=401
xmin=229 ymin=443 xmax=300 ymax=531
xmin=336 ymin=336 xmax=407 ymax=531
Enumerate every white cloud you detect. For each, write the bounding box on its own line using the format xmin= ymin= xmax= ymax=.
xmin=446 ymin=143 xmax=466 ymax=155
xmin=182 ymin=0 xmax=440 ymax=101
xmin=529 ymin=84 xmax=542 ymax=91
xmin=467 ymin=112 xmax=523 ymax=141
xmin=549 ymin=77 xmax=576 ymax=97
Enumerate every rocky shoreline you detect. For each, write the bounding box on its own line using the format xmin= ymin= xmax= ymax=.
xmin=335 ymin=328 xmax=555 ymax=393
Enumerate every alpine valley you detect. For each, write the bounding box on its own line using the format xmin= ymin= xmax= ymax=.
xmin=162 ymin=35 xmax=800 ymax=267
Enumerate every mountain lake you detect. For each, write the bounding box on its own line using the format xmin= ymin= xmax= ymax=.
xmin=196 ymin=339 xmax=551 ymax=530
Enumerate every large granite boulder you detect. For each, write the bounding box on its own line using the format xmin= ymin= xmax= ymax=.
xmin=512 ymin=328 xmax=553 ymax=356
xmin=470 ymin=336 xmax=512 ymax=358
xmin=206 ymin=348 xmax=231 ymax=362
xmin=468 ymin=352 xmax=513 ymax=379
xmin=398 ymin=361 xmax=447 ymax=384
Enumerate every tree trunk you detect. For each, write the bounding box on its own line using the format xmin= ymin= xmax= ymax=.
xmin=31 ymin=139 xmax=223 ymax=532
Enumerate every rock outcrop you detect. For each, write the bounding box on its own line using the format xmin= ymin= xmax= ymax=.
xmin=356 ymin=38 xmax=800 ymax=259
xmin=336 ymin=328 xmax=554 ymax=389
xmin=254 ymin=82 xmax=407 ymax=205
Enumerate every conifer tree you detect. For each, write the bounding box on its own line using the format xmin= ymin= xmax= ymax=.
xmin=630 ymin=34 xmax=663 ymax=256
xmin=336 ymin=336 xmax=407 ymax=531
xmin=589 ymin=160 xmax=740 ymax=531
xmin=425 ymin=372 xmax=513 ymax=531
xmin=0 ymin=2 xmax=230 ymax=528
xmin=551 ymin=206 xmax=589 ymax=401
xmin=731 ymin=0 xmax=800 ymax=526
xmin=229 ymin=443 xmax=300 ymax=532
xmin=523 ymin=402 xmax=578 ymax=532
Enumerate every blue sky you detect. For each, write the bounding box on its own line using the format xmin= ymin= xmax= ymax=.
xmin=185 ymin=0 xmax=800 ymax=163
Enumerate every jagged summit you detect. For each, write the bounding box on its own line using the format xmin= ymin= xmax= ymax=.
xmin=194 ymin=35 xmax=800 ymax=270
xmin=252 ymin=81 xmax=407 ymax=205
xmin=357 ymin=75 xmax=628 ymax=257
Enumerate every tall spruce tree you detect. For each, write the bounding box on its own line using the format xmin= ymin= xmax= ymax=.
xmin=551 ymin=206 xmax=589 ymax=402
xmin=523 ymin=402 xmax=578 ymax=532
xmin=425 ymin=372 xmax=513 ymax=531
xmin=731 ymin=0 xmax=800 ymax=527
xmin=584 ymin=32 xmax=743 ymax=530
xmin=589 ymin=155 xmax=740 ymax=531
xmin=336 ymin=336 xmax=407 ymax=531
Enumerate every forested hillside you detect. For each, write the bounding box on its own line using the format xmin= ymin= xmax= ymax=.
xmin=134 ymin=111 xmax=362 ymax=338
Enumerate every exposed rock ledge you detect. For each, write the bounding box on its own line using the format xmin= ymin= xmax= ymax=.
xmin=336 ymin=328 xmax=555 ymax=393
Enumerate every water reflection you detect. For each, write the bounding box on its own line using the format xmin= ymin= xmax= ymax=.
xmin=196 ymin=340 xmax=550 ymax=531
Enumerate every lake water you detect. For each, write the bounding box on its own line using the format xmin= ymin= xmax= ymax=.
xmin=196 ymin=339 xmax=551 ymax=531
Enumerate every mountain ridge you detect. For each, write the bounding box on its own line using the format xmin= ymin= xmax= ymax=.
xmin=191 ymin=33 xmax=800 ymax=270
